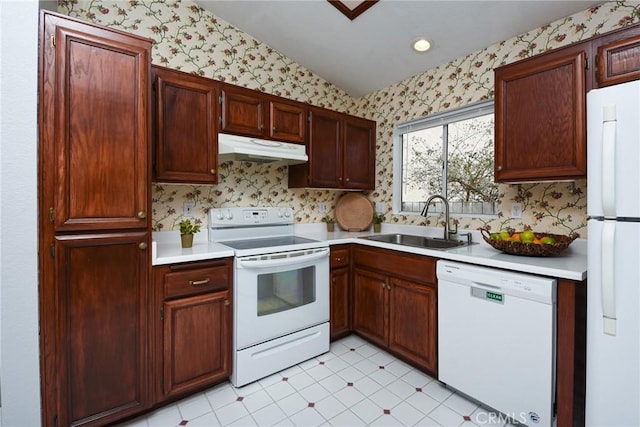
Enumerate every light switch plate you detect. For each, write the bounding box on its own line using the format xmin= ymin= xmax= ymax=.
xmin=183 ymin=202 xmax=195 ymax=217
xmin=511 ymin=203 xmax=522 ymax=219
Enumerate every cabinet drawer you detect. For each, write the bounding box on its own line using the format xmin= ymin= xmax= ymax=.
xmin=330 ymin=247 xmax=350 ymax=268
xmin=164 ymin=260 xmax=232 ymax=299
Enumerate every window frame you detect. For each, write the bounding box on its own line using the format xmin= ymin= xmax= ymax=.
xmin=392 ymin=99 xmax=496 ymax=216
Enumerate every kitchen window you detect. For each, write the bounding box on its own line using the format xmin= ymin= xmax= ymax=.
xmin=393 ymin=100 xmax=498 ymax=216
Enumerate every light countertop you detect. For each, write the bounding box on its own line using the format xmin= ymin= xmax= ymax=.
xmin=152 ymin=231 xmax=234 ymax=266
xmin=153 ymin=224 xmax=587 ymax=281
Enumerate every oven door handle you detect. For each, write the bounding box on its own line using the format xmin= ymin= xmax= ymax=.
xmin=236 ymin=247 xmax=329 ymax=269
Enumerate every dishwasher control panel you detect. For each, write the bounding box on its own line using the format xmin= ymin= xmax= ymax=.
xmin=437 ymin=261 xmax=556 ymax=305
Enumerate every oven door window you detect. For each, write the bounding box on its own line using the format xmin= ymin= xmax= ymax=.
xmin=257 ymin=266 xmax=316 ymax=316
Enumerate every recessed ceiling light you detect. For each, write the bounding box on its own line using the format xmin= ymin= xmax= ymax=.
xmin=413 ymin=37 xmax=431 ymax=52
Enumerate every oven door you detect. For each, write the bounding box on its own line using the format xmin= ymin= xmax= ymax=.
xmin=234 ymin=247 xmax=329 ymax=350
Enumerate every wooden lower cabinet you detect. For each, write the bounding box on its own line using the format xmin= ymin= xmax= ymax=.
xmin=330 ymin=267 xmax=351 ymax=340
xmin=388 ymin=277 xmax=437 ymax=372
xmin=162 ymin=292 xmax=230 ymax=398
xmin=352 ymin=268 xmax=387 ymax=347
xmin=352 ymin=247 xmax=438 ymax=375
xmin=154 ymin=258 xmax=233 ymax=402
xmin=53 ymin=232 xmax=151 ymax=427
xmin=330 ymin=245 xmax=351 ymax=340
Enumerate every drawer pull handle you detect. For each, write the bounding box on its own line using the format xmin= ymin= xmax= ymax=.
xmin=189 ymin=278 xmax=211 ymax=286
xmin=335 ymin=257 xmax=343 ymax=262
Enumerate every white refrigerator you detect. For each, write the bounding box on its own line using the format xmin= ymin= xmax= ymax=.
xmin=586 ymin=80 xmax=640 ymax=426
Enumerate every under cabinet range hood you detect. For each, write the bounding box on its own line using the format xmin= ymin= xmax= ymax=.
xmin=218 ymin=133 xmax=308 ymax=164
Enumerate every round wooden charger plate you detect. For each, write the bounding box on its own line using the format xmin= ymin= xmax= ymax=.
xmin=335 ymin=193 xmax=374 ymax=231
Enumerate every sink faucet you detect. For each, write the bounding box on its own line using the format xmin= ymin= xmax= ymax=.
xmin=421 ymin=194 xmax=457 ymax=240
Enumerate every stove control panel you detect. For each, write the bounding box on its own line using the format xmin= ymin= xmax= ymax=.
xmin=209 ymin=206 xmax=294 ymax=228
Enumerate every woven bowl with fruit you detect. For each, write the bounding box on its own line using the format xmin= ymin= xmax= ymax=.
xmin=480 ymin=228 xmax=577 ymax=257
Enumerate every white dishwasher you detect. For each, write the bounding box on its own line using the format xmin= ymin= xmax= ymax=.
xmin=437 ymin=261 xmax=557 ymax=427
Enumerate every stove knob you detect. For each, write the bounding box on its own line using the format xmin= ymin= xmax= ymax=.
xmin=216 ymin=210 xmax=224 ymax=220
xmin=225 ymin=209 xmax=233 ymax=220
xmin=277 ymin=208 xmax=284 ymax=218
xmin=284 ymin=209 xmax=291 ymax=218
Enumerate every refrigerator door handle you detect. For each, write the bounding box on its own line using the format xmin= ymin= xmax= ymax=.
xmin=601 ymin=105 xmax=617 ymax=218
xmin=601 ymin=220 xmax=617 ymax=335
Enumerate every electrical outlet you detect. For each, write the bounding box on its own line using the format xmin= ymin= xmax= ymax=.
xmin=318 ymin=203 xmax=326 ymax=214
xmin=183 ymin=202 xmax=195 ymax=217
xmin=511 ymin=203 xmax=522 ymax=219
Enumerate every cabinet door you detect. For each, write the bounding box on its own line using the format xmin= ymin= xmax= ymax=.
xmin=153 ymin=66 xmax=218 ymax=183
xmin=596 ymin=33 xmax=640 ymax=87
xmin=330 ymin=267 xmax=351 ymax=340
xmin=343 ymin=116 xmax=376 ymax=190
xmin=163 ymin=291 xmax=231 ymax=399
xmin=43 ymin=15 xmax=151 ymax=231
xmin=269 ymin=100 xmax=307 ymax=143
xmin=494 ymin=44 xmax=588 ymax=182
xmin=220 ymin=85 xmax=266 ymax=137
xmin=308 ymin=109 xmax=343 ymax=188
xmin=388 ymin=277 xmax=437 ymax=374
xmin=352 ymin=268 xmax=387 ymax=347
xmin=55 ymin=232 xmax=150 ymax=426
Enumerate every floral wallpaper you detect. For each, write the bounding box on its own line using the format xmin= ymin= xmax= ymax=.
xmin=59 ymin=0 xmax=640 ymax=236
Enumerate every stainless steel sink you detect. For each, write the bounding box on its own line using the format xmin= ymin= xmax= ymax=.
xmin=360 ymin=233 xmax=470 ymax=250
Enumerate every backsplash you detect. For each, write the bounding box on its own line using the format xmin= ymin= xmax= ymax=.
xmin=60 ymin=1 xmax=640 ymax=236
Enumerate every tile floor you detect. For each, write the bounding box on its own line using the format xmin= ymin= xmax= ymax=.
xmin=120 ymin=335 xmax=516 ymax=427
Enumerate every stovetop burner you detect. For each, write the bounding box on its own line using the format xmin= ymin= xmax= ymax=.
xmin=209 ymin=207 xmax=328 ymax=256
xmin=220 ymin=235 xmax=320 ymax=250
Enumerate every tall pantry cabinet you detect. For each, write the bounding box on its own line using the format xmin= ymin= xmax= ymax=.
xmin=38 ymin=12 xmax=153 ymax=427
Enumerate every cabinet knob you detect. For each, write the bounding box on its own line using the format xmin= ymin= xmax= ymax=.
xmin=137 ymin=211 xmax=146 ymax=219
xmin=345 ymin=178 xmax=350 ymax=182
xmin=380 ymin=282 xmax=385 ymax=289
xmin=335 ymin=257 xmax=343 ymax=262
xmin=260 ymin=124 xmax=265 ymax=130
xmin=497 ymin=165 xmax=503 ymax=171
xmin=273 ymin=127 xmax=277 ymax=132
xmin=139 ymin=242 xmax=148 ymax=250
xmin=332 ymin=277 xmax=336 ymax=283
xmin=210 ymin=168 xmax=216 ymax=175
xmin=224 ymin=299 xmax=230 ymax=307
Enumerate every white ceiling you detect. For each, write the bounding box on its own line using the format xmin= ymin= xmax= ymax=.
xmin=195 ymin=1 xmax=601 ymax=97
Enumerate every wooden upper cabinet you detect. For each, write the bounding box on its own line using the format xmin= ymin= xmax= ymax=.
xmin=219 ymin=84 xmax=307 ymax=143
xmin=153 ymin=66 xmax=218 ymax=184
xmin=269 ymin=100 xmax=307 ymax=143
xmin=595 ymin=27 xmax=640 ymax=88
xmin=220 ymin=84 xmax=266 ymax=137
xmin=307 ymin=108 xmax=343 ymax=188
xmin=43 ymin=14 xmax=151 ymax=231
xmin=343 ymin=115 xmax=376 ymax=189
xmin=289 ymin=107 xmax=376 ymax=189
xmin=494 ymin=42 xmax=588 ymax=182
